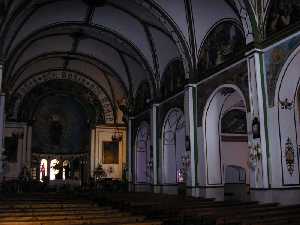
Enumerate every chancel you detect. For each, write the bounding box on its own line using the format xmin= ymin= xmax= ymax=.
xmin=0 ymin=0 xmax=300 ymax=224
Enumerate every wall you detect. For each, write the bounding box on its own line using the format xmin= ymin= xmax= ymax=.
xmin=221 ymin=140 xmax=249 ymax=184
xmin=3 ymin=122 xmax=31 ymax=180
xmin=90 ymin=125 xmax=127 ymax=180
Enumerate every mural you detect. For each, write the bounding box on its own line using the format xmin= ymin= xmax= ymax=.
xmin=198 ymin=22 xmax=245 ymax=77
xmin=160 ymin=59 xmax=185 ymax=99
xmin=14 ymin=80 xmax=105 ymax=124
xmin=264 ymin=33 xmax=300 ymax=106
xmin=134 ymin=82 xmax=151 ymax=114
xmin=32 ymin=95 xmax=90 ymax=154
xmin=267 ymin=0 xmax=300 ymax=36
xmin=221 ymin=109 xmax=247 ymax=134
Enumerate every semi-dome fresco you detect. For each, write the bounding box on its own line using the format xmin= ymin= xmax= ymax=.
xmin=31 ymin=94 xmax=90 ymax=154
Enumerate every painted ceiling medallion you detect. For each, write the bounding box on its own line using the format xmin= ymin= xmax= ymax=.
xmin=285 ymin=137 xmax=295 ymax=176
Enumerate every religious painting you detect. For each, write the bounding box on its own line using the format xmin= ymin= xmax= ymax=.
xmin=103 ymin=141 xmax=119 ymax=164
xmin=4 ymin=135 xmax=18 ymax=162
xmin=31 ymin=94 xmax=90 ymax=154
xmin=267 ymin=0 xmax=300 ymax=36
xmin=160 ymin=59 xmax=185 ymax=99
xmin=221 ymin=109 xmax=247 ymax=134
xmin=134 ymin=82 xmax=151 ymax=114
xmin=198 ymin=22 xmax=245 ymax=76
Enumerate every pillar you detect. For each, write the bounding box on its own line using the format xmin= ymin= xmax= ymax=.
xmin=90 ymin=128 xmax=96 ymax=177
xmin=0 ymin=64 xmax=4 ymax=175
xmin=247 ymin=49 xmax=270 ymax=189
xmin=127 ymin=117 xmax=133 ymax=184
xmin=151 ymin=104 xmax=159 ymax=191
xmin=184 ymin=84 xmax=197 ymax=193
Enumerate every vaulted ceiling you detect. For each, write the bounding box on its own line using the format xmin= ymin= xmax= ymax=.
xmin=0 ymin=0 xmax=252 ymax=124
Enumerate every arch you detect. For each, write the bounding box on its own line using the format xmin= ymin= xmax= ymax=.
xmin=134 ymin=122 xmax=151 ymax=184
xmin=9 ymin=70 xmax=115 ymax=124
xmin=274 ymin=45 xmax=300 ymax=185
xmin=203 ymin=84 xmax=250 ymax=186
xmin=162 ymin=108 xmax=185 ymax=184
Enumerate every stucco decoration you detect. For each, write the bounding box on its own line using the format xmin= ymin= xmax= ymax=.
xmin=285 ymin=137 xmax=295 ymax=176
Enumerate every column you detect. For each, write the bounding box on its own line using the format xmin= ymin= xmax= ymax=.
xmin=184 ymin=84 xmax=197 ymax=191
xmin=0 ymin=63 xmax=4 ymax=174
xmin=247 ymin=49 xmax=270 ymax=189
xmin=151 ymin=104 xmax=159 ymax=188
xmin=90 ymin=128 xmax=95 ymax=176
xmin=127 ymin=117 xmax=133 ymax=184
xmin=26 ymin=126 xmax=32 ymax=169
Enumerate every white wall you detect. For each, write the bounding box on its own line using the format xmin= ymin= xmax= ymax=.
xmin=90 ymin=125 xmax=127 ymax=180
xmin=221 ymin=141 xmax=250 ymax=184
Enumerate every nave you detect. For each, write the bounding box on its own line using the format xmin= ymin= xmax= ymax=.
xmin=0 ymin=191 xmax=300 ymax=225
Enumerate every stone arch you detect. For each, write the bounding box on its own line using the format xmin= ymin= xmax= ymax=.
xmin=202 ymin=84 xmax=251 ymax=186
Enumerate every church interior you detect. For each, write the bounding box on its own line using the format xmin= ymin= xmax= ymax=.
xmin=0 ymin=0 xmax=300 ymax=224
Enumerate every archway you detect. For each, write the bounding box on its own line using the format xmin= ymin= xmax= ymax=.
xmin=162 ymin=108 xmax=185 ymax=184
xmin=274 ymin=47 xmax=300 ymax=186
xmin=135 ymin=122 xmax=151 ymax=184
xmin=203 ymin=86 xmax=250 ymax=186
